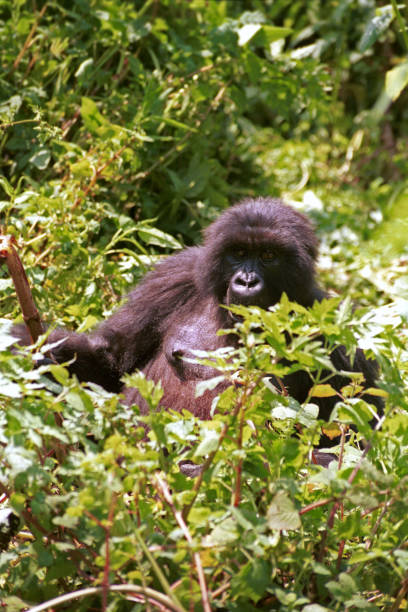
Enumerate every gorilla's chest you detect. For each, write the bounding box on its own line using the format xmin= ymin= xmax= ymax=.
xmin=124 ymin=301 xmax=231 ymax=419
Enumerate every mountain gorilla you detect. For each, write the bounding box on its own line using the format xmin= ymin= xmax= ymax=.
xmin=15 ymin=198 xmax=382 ymax=431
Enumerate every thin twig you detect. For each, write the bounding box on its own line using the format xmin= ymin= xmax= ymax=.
xmin=233 ymin=380 xmax=254 ymax=507
xmin=317 ymin=416 xmax=385 ymax=561
xmin=28 ymin=584 xmax=186 ymax=612
xmin=388 ymin=574 xmax=408 ymax=612
xmin=83 ymin=491 xmax=118 ymax=603
xmin=336 ymin=426 xmax=347 ymax=569
xmin=0 ymin=119 xmax=40 ymax=130
xmin=103 ymin=494 xmax=118 ymax=611
xmin=155 ymin=474 xmax=212 ymax=612
xmin=364 ymin=499 xmax=392 ymax=551
xmin=182 ymin=375 xmax=261 ymax=521
xmin=12 ymin=4 xmax=48 ymax=72
xmin=134 ymin=530 xmax=186 ymax=612
xmin=72 ymin=137 xmax=136 ymax=210
xmin=391 ymin=0 xmax=408 ymax=52
xmin=135 ymin=83 xmax=228 ymax=182
xmin=299 ymin=497 xmax=334 ymax=516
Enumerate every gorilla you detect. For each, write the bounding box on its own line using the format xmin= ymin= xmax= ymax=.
xmin=15 ymin=197 xmax=382 ymax=427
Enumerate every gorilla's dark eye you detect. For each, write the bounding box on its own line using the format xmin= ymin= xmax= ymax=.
xmin=260 ymin=249 xmax=277 ymax=261
xmin=234 ymin=247 xmax=247 ymax=258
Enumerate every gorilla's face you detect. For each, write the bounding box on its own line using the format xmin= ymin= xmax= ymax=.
xmin=223 ymin=244 xmax=286 ymax=310
xmin=199 ymin=198 xmax=320 ymax=312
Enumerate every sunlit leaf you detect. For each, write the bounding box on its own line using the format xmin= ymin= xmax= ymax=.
xmin=358 ymin=6 xmax=394 ymax=52
xmin=267 ymin=490 xmax=301 ymax=530
xmin=385 ymin=61 xmax=408 ymax=102
xmin=311 ymin=384 xmax=338 ymax=398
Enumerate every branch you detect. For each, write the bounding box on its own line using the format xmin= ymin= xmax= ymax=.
xmin=0 ymin=234 xmax=44 ymax=343
xmin=72 ymin=138 xmax=136 ymax=210
xmin=28 ymin=584 xmax=186 ymax=612
xmin=135 ymin=82 xmax=228 ymax=182
xmin=155 ymin=474 xmax=212 ymax=612
xmin=12 ymin=3 xmax=48 ymax=72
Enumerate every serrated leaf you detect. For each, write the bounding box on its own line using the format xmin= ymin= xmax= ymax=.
xmin=267 ymin=490 xmax=301 ymax=530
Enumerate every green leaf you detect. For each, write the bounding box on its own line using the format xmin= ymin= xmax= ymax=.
xmin=231 ymin=559 xmax=271 ymax=602
xmin=194 ymin=427 xmax=219 ymax=457
xmin=385 ymin=61 xmax=408 ymax=102
xmin=237 ymin=23 xmax=291 ymax=47
xmin=0 ymin=94 xmax=22 ymax=122
xmin=205 ymin=517 xmax=238 ymax=546
xmin=358 ymin=6 xmax=394 ymax=52
xmin=326 ymin=573 xmax=357 ymax=603
xmin=0 ymin=373 xmax=21 ymax=398
xmin=0 ymin=279 xmax=13 ymax=291
xmin=195 ymin=375 xmax=225 ymax=398
xmin=0 ymin=175 xmax=15 ymax=196
xmin=237 ymin=23 xmax=262 ymax=46
xmin=81 ymin=96 xmax=110 ymax=135
xmin=0 ymin=319 xmax=19 ymax=349
xmin=311 ymin=384 xmax=337 ymax=398
xmin=75 ymin=58 xmax=94 ymax=77
xmin=165 ymin=419 xmax=195 ymax=443
xmin=267 ymin=490 xmax=301 ymax=531
xmin=253 ymin=25 xmax=292 ymax=46
xmin=28 ymin=148 xmax=51 ymax=170
xmin=138 ymin=227 xmax=182 ymax=249
xmin=5 ymin=446 xmax=34 ymax=475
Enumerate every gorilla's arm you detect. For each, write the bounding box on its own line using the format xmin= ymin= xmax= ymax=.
xmin=14 ymin=248 xmax=199 ymax=392
xmin=283 ymin=343 xmax=383 ymax=425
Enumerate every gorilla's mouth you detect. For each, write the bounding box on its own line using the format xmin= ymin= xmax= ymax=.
xmin=225 ymin=286 xmax=272 ymax=319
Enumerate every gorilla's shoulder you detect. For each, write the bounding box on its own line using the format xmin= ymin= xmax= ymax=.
xmin=126 ymin=247 xmax=200 ymax=305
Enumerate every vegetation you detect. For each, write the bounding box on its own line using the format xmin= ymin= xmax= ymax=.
xmin=0 ymin=0 xmax=407 ymax=609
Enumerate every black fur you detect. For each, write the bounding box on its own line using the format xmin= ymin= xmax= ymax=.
xmin=14 ymin=198 xmax=382 ymax=423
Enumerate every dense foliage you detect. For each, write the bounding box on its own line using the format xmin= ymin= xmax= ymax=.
xmin=0 ymin=1 xmax=407 ymax=610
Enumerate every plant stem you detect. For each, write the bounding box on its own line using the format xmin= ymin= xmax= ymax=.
xmin=391 ymin=0 xmax=408 ymax=52
xmin=156 ymin=474 xmax=212 ymax=612
xmin=28 ymin=584 xmax=186 ymax=612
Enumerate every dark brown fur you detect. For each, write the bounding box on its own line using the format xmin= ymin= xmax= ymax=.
xmin=14 ymin=198 xmax=382 ymax=423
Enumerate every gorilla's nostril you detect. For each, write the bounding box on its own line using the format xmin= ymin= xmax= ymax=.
xmin=232 ymin=271 xmax=262 ymax=293
xmin=247 ymin=277 xmax=260 ymax=288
